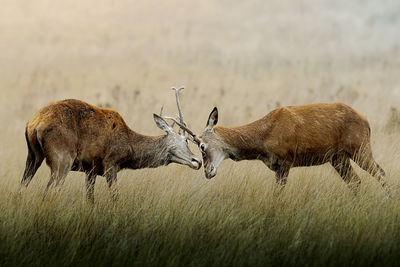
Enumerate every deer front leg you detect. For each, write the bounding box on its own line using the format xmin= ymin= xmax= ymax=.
xmin=262 ymin=155 xmax=290 ymax=185
xmin=105 ymin=166 xmax=119 ymax=202
xmin=275 ymin=166 xmax=290 ymax=186
xmin=85 ymin=172 xmax=97 ymax=203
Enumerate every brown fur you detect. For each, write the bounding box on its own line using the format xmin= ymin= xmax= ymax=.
xmin=202 ymin=103 xmax=386 ymax=190
xmin=21 ymin=99 xmax=200 ymax=202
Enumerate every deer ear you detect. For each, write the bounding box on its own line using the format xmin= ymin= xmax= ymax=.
xmin=153 ymin=114 xmax=174 ymax=134
xmin=205 ymin=107 xmax=218 ymax=131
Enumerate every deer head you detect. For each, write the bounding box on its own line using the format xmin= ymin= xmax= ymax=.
xmin=198 ymin=107 xmax=228 ymax=178
xmin=153 ymin=113 xmax=201 ymax=170
xmin=158 ymin=86 xmax=201 ymax=170
xmin=161 ymin=89 xmax=223 ymax=178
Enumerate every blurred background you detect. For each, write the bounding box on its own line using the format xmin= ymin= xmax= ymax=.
xmin=2 ymin=2 xmax=400 ymax=265
xmin=1 ymin=0 xmax=400 ymax=170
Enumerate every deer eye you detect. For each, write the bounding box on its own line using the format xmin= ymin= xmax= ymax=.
xmin=200 ymin=143 xmax=206 ymax=152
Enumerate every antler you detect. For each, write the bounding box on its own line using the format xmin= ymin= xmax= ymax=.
xmin=158 ymin=86 xmax=201 ymax=145
xmin=159 ymin=106 xmax=175 ymax=127
xmin=171 ymin=86 xmax=186 ymax=135
xmin=161 ymin=115 xmax=201 ymax=145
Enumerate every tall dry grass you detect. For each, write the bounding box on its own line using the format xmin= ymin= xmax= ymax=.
xmin=1 ymin=0 xmax=400 ymax=266
xmin=1 ymin=160 xmax=400 ymax=266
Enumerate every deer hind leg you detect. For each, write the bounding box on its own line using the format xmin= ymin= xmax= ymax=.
xmin=331 ymin=154 xmax=361 ymax=193
xmin=21 ymin=147 xmax=44 ymax=188
xmin=352 ymin=144 xmax=387 ymax=188
xmin=42 ymin=151 xmax=74 ymax=200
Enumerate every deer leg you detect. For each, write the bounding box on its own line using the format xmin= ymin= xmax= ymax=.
xmin=352 ymin=147 xmax=387 ymax=188
xmin=331 ymin=154 xmax=361 ymax=193
xmin=21 ymin=148 xmax=44 ymax=188
xmin=85 ymin=172 xmax=97 ymax=203
xmin=105 ymin=167 xmax=119 ymax=202
xmin=275 ymin=165 xmax=290 ymax=186
xmin=372 ymin=163 xmax=387 ymax=187
xmin=42 ymin=152 xmax=73 ymax=200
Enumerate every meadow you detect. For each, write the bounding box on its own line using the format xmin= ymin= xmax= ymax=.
xmin=1 ymin=0 xmax=400 ymax=266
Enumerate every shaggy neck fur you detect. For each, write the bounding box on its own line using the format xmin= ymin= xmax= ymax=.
xmin=127 ymin=130 xmax=169 ymax=169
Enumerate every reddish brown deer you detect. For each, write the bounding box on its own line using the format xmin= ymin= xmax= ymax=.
xmin=175 ymin=103 xmax=387 ymax=190
xmin=21 ymin=98 xmax=201 ymax=202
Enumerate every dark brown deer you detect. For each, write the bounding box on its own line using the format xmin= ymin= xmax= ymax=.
xmin=21 ymin=96 xmax=201 ymax=202
xmin=176 ymin=103 xmax=387 ymax=191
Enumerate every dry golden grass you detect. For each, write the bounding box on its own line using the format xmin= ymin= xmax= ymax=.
xmin=1 ymin=0 xmax=400 ymax=266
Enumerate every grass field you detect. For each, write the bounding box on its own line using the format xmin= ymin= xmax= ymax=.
xmin=1 ymin=0 xmax=400 ymax=266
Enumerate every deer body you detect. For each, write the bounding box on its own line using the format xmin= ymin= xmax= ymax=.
xmin=198 ymin=103 xmax=387 ymax=189
xmin=21 ymin=99 xmax=201 ymax=201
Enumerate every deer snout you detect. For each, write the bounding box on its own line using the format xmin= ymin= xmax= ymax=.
xmin=191 ymin=157 xmax=202 ymax=170
xmin=205 ymin=164 xmax=216 ymax=179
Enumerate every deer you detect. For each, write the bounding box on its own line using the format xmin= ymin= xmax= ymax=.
xmin=171 ymin=102 xmax=388 ymax=192
xmin=21 ymin=91 xmax=201 ymax=202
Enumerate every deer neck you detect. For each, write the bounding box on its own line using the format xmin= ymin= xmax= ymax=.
xmin=215 ymin=124 xmax=266 ymax=161
xmin=128 ymin=131 xmax=169 ymax=169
